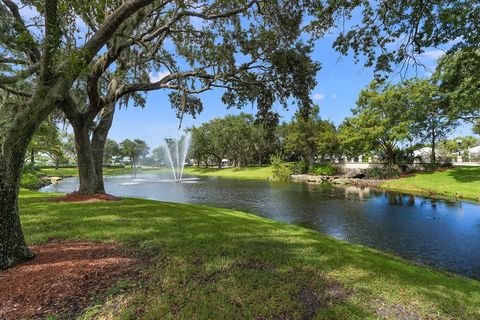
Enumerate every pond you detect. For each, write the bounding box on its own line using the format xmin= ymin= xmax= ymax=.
xmin=41 ymin=172 xmax=480 ymax=280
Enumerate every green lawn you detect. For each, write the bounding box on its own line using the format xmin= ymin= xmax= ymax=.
xmin=39 ymin=166 xmax=272 ymax=180
xmin=18 ymin=190 xmax=480 ymax=319
xmin=39 ymin=167 xmax=167 ymax=177
xmin=183 ymin=166 xmax=272 ymax=180
xmin=381 ymin=167 xmax=480 ymax=202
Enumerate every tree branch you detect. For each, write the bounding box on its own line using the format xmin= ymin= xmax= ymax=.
xmin=1 ymin=0 xmax=41 ymax=63
xmin=143 ymin=0 xmax=258 ymax=42
xmin=0 ymin=63 xmax=40 ymax=85
xmin=0 ymin=84 xmax=32 ymax=97
xmin=81 ymin=0 xmax=158 ymax=62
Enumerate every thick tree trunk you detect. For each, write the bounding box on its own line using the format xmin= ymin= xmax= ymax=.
xmin=307 ymin=154 xmax=315 ymax=170
xmin=30 ymin=149 xmax=35 ymax=166
xmin=0 ymin=99 xmax=53 ymax=269
xmin=431 ymin=122 xmax=436 ymax=164
xmin=72 ymin=121 xmax=103 ymax=194
xmin=91 ymin=105 xmax=115 ymax=193
xmin=0 ymin=140 xmax=35 ymax=269
xmin=0 ymin=73 xmax=71 ymax=269
xmin=68 ymin=105 xmax=115 ymax=195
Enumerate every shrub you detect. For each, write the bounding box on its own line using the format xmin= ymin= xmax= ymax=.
xmin=310 ymin=164 xmax=338 ymax=176
xmin=288 ymin=160 xmax=308 ymax=174
xmin=21 ymin=173 xmax=45 ymax=190
xmin=270 ymin=155 xmax=292 ymax=181
xmin=22 ymin=163 xmax=40 ymax=173
xmin=420 ymin=163 xmax=439 ymax=172
xmin=364 ymin=167 xmax=400 ymax=179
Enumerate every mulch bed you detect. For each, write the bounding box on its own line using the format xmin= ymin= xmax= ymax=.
xmin=51 ymin=192 xmax=122 ymax=203
xmin=0 ymin=240 xmax=146 ymax=319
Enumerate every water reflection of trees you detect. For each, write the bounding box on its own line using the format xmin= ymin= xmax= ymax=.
xmin=369 ymin=189 xmax=462 ymax=209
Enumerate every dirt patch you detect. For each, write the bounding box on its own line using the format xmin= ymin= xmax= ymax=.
xmin=235 ymin=258 xmax=272 ymax=271
xmin=299 ymin=280 xmax=351 ymax=320
xmin=0 ymin=240 xmax=145 ymax=320
xmin=51 ymin=191 xmax=122 ymax=203
xmin=374 ymin=298 xmax=423 ymax=320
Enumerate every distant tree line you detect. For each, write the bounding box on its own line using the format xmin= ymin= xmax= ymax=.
xmin=26 ymin=125 xmax=150 ymax=170
xmin=189 ymin=50 xmax=480 ymax=170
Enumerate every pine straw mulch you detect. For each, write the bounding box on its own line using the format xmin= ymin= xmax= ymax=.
xmin=0 ymin=240 xmax=147 ymax=320
xmin=50 ymin=192 xmax=122 ymax=203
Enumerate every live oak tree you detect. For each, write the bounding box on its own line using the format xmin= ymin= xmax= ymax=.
xmin=119 ymin=139 xmax=149 ymax=169
xmin=189 ymin=126 xmax=210 ymax=167
xmin=404 ymin=79 xmax=459 ymax=164
xmin=282 ymin=105 xmax=338 ymax=169
xmin=1 ymin=0 xmax=478 ymax=269
xmin=433 ymin=48 xmax=480 ymax=132
xmin=27 ymin=121 xmax=68 ymax=169
xmin=60 ymin=0 xmax=480 ymax=195
xmin=0 ymin=0 xmax=161 ymax=268
xmin=0 ymin=0 xmax=321 ymax=269
xmin=339 ymin=82 xmax=412 ymax=166
xmin=59 ymin=0 xmax=322 ymax=195
xmin=103 ymin=139 xmax=121 ymax=165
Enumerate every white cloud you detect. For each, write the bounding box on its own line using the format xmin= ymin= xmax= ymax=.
xmin=331 ymin=93 xmax=337 ymax=99
xmin=149 ymin=70 xmax=171 ymax=83
xmin=312 ymin=93 xmax=325 ymax=101
xmin=421 ymin=49 xmax=445 ymax=61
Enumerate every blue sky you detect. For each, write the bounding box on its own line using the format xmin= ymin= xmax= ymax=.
xmin=108 ymin=29 xmax=472 ymax=150
xmin=16 ymin=3 xmax=472 ymax=149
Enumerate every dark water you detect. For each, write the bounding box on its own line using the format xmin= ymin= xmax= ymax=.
xmin=41 ymin=172 xmax=480 ymax=279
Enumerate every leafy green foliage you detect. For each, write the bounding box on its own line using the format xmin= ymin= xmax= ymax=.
xmin=403 ymin=79 xmax=459 ymax=163
xmin=287 ymin=160 xmax=308 ymax=175
xmin=280 ymin=105 xmax=339 ymax=169
xmin=310 ymin=164 xmax=338 ymax=176
xmin=20 ymin=173 xmax=44 ymax=190
xmin=190 ymin=113 xmax=277 ymax=167
xmin=28 ymin=121 xmax=71 ymax=167
xmin=119 ymin=139 xmax=149 ymax=167
xmin=270 ymin=155 xmax=291 ymax=181
xmin=366 ymin=168 xmax=398 ymax=179
xmin=433 ymin=49 xmax=480 ymax=122
xmin=339 ymin=82 xmax=411 ymax=165
xmin=313 ymin=1 xmax=480 ymax=75
xmin=364 ymin=168 xmax=401 ymax=180
xmin=103 ymin=139 xmax=121 ymax=165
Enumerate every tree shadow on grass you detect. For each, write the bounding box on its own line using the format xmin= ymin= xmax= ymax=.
xmin=19 ymin=197 xmax=480 ymax=319
xmin=447 ymin=167 xmax=480 ymax=183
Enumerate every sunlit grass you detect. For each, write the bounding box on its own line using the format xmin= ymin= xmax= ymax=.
xmin=39 ymin=167 xmax=168 ymax=177
xmin=39 ymin=166 xmax=272 ymax=180
xmin=183 ymin=166 xmax=272 ymax=180
xmin=381 ymin=167 xmax=480 ymax=202
xmin=18 ymin=190 xmax=480 ymax=319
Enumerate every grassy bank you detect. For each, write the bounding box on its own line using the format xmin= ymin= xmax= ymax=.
xmin=39 ymin=167 xmax=166 ymax=177
xmin=183 ymin=166 xmax=272 ymax=180
xmin=18 ymin=190 xmax=480 ymax=319
xmin=381 ymin=167 xmax=480 ymax=202
xmin=39 ymin=166 xmax=272 ymax=180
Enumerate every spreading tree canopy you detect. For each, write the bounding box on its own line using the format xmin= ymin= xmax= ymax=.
xmin=1 ymin=0 xmax=478 ymax=269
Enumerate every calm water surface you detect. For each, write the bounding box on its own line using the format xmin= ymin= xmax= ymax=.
xmin=41 ymin=172 xmax=480 ymax=279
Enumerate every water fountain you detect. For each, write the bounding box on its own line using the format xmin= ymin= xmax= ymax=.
xmin=164 ymin=132 xmax=192 ymax=182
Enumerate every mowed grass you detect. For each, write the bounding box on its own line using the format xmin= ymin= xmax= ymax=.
xmin=183 ymin=166 xmax=272 ymax=180
xmin=39 ymin=167 xmax=167 ymax=177
xmin=381 ymin=167 xmax=480 ymax=202
xmin=39 ymin=166 xmax=272 ymax=180
xmin=18 ymin=190 xmax=480 ymax=319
